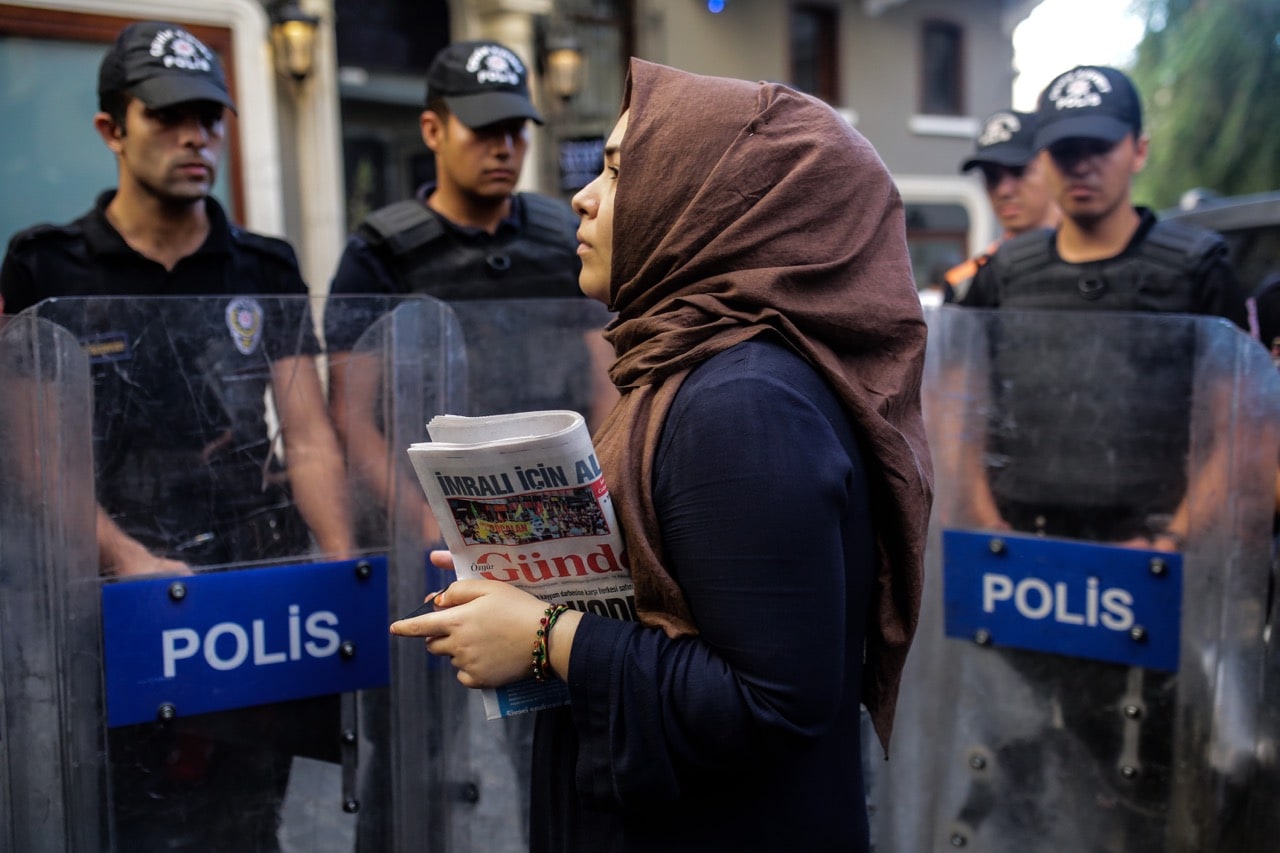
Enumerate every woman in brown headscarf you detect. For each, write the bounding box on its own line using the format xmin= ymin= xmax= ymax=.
xmin=393 ymin=59 xmax=931 ymax=851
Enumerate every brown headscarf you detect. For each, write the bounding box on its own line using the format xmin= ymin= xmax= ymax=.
xmin=592 ymin=59 xmax=932 ymax=753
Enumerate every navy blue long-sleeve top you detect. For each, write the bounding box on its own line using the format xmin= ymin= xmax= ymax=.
xmin=530 ymin=337 xmax=876 ymax=852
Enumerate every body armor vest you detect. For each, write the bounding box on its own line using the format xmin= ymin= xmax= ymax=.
xmin=356 ymin=193 xmax=579 ymax=301
xmin=979 ymin=218 xmax=1226 ymax=513
xmin=987 ymin=217 xmax=1226 ymax=312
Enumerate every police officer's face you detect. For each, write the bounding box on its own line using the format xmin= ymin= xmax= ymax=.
xmin=424 ymin=111 xmax=528 ymax=201
xmin=98 ymin=98 xmax=224 ymax=204
xmin=979 ymin=158 xmax=1058 ymax=236
xmin=1042 ymin=133 xmax=1148 ymax=224
xmin=571 ymin=110 xmax=625 ymax=304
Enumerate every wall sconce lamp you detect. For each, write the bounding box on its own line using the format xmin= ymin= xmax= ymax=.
xmin=539 ymin=21 xmax=585 ymax=101
xmin=270 ymin=1 xmax=321 ymax=84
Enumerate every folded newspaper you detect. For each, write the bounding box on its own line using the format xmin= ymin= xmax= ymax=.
xmin=406 ymin=410 xmax=634 ymax=719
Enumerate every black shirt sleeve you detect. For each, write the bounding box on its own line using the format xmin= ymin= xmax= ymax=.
xmin=1197 ymin=251 xmax=1249 ymax=330
xmin=1 ymin=236 xmax=43 ymax=315
xmin=961 ymin=253 xmax=1000 ymax=308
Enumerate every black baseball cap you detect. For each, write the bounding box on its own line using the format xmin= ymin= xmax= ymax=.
xmin=425 ymin=40 xmax=543 ymax=128
xmin=98 ymin=21 xmax=235 ymax=113
xmin=961 ymin=110 xmax=1038 ymax=173
xmin=1033 ymin=65 xmax=1142 ymax=150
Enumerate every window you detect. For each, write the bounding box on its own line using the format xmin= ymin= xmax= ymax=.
xmin=920 ymin=20 xmax=963 ymax=116
xmin=904 ymin=203 xmax=970 ymax=293
xmin=333 ymin=0 xmax=447 ymax=76
xmin=790 ymin=5 xmax=838 ymax=104
xmin=0 ymin=7 xmax=241 ymax=248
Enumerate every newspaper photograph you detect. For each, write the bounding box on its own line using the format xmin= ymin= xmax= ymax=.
xmin=406 ymin=410 xmax=633 ymax=718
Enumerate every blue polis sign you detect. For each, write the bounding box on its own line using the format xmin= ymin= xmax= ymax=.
xmin=102 ymin=556 xmax=391 ymax=727
xmin=943 ymin=530 xmax=1183 ymax=672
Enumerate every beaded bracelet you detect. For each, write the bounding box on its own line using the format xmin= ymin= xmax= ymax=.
xmin=531 ymin=604 xmax=569 ymax=683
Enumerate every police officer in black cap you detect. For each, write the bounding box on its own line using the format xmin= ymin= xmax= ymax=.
xmin=2 ymin=20 xmax=353 ymax=572
xmin=948 ymin=65 xmax=1251 ymax=849
xmin=944 ymin=109 xmax=1060 ymax=302
xmin=326 ymin=39 xmax=610 ymax=542
xmin=960 ymin=64 xmax=1247 ymax=548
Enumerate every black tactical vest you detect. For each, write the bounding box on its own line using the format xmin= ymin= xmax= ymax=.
xmin=978 ymin=217 xmax=1228 ymax=518
xmin=985 ymin=217 xmax=1227 ymax=311
xmin=355 ymin=193 xmax=580 ymax=301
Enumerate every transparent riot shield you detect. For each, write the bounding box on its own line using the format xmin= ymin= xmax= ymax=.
xmin=327 ymin=295 xmax=615 ymax=853
xmin=322 ymin=295 xmax=468 ymax=852
xmin=872 ymin=306 xmax=1280 ymax=853
xmin=1 ymin=295 xmax=461 ymax=852
xmin=0 ymin=313 xmax=101 ymax=852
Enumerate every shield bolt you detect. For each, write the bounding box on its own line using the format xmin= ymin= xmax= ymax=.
xmin=355 ymin=560 xmax=372 ymax=581
xmin=168 ymin=582 xmax=187 ymax=602
xmin=1123 ymin=704 xmax=1143 ymax=720
xmin=1129 ymin=626 xmax=1148 ymax=643
xmin=988 ymin=538 xmax=1006 ymax=555
xmin=1149 ymin=558 xmax=1167 ymax=577
xmin=340 ymin=641 xmax=356 ymax=660
xmin=973 ymin=629 xmax=993 ymax=646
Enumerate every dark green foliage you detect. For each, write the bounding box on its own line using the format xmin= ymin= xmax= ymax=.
xmin=1128 ymin=0 xmax=1280 ymax=207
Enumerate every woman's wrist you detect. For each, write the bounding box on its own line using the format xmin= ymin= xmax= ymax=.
xmin=545 ymin=608 xmax=582 ymax=682
xmin=531 ymin=605 xmax=570 ymax=682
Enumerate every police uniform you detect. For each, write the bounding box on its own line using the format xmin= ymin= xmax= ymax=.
xmin=1 ymin=190 xmax=330 ymax=851
xmin=327 ymin=186 xmax=597 ymax=415
xmin=2 ymin=190 xmax=318 ymax=564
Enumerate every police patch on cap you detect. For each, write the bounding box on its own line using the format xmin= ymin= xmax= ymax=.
xmin=1033 ymin=65 xmax=1142 ymax=151
xmin=960 ymin=110 xmax=1038 ymax=173
xmin=424 ymin=40 xmax=544 ymax=128
xmin=98 ymin=21 xmax=236 ymax=113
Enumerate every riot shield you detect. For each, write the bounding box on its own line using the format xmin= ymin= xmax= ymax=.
xmin=872 ymin=306 xmax=1280 ymax=853
xmin=0 ymin=295 xmax=462 ymax=852
xmin=0 ymin=313 xmax=100 ymax=852
xmin=327 ymin=295 xmax=616 ymax=853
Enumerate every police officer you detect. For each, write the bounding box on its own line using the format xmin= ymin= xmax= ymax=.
xmin=326 ymin=39 xmax=609 ymax=541
xmin=0 ymin=21 xmax=353 ymax=850
xmin=949 ymin=65 xmax=1249 ymax=848
xmin=944 ymin=109 xmax=1060 ymax=302
xmin=329 ymin=40 xmax=581 ymax=306
xmin=0 ymin=20 xmax=353 ymax=573
xmin=960 ymin=64 xmax=1247 ymax=547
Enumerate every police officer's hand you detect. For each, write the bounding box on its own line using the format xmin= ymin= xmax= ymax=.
xmin=105 ymin=534 xmax=191 ymax=576
xmin=97 ymin=510 xmax=192 ymax=577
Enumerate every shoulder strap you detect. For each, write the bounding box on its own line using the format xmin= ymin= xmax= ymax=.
xmin=995 ymin=229 xmax=1055 ymax=280
xmin=518 ymin=192 xmax=577 ymax=248
xmin=1138 ymin=218 xmax=1224 ymax=274
xmin=359 ymin=200 xmax=446 ymax=258
xmin=6 ymin=221 xmax=82 ymax=253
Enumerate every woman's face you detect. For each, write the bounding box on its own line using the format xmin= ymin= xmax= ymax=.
xmin=572 ymin=110 xmax=628 ymax=303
